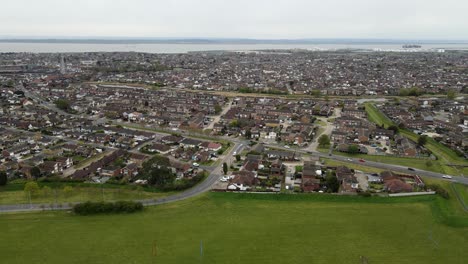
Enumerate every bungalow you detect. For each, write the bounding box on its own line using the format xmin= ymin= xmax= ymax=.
xmin=129 ymin=153 xmax=147 ymax=165
xmin=200 ymin=142 xmax=223 ymax=152
xmin=147 ymin=143 xmax=171 ymax=154
xmin=266 ymin=150 xmax=298 ymax=161
xmin=122 ymin=163 xmax=139 ymax=178
xmin=335 ymin=166 xmax=359 ymax=193
xmin=180 ymin=138 xmax=203 ymax=149
xmin=302 ymin=177 xmax=321 ymax=192
xmin=270 ymin=159 xmax=284 ymax=176
xmin=161 ymin=135 xmax=183 ymax=145
xmin=227 ymin=171 xmax=258 ymax=191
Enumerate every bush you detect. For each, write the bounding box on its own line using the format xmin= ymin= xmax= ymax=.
xmin=426 ymin=184 xmax=449 ymax=199
xmin=0 ymin=171 xmax=7 ymax=186
xmin=161 ymin=172 xmax=207 ymax=191
xmin=72 ymin=201 xmax=144 ymax=215
xmin=358 ymin=191 xmax=372 ymax=197
xmin=24 ymin=181 xmax=41 ymax=196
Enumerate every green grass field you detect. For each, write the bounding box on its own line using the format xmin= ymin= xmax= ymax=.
xmin=331 ymin=151 xmax=446 ymax=173
xmin=365 ymin=103 xmax=395 ymax=128
xmin=0 ymin=186 xmax=170 ymax=205
xmin=1 ymin=190 xmax=467 ymax=264
xmin=0 ymin=181 xmax=174 ymax=205
xmin=323 ymin=158 xmax=385 ymax=173
xmin=453 ymin=183 xmax=468 ymax=207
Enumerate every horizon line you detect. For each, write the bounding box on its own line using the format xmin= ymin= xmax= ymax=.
xmin=1 ymin=37 xmax=468 ymax=45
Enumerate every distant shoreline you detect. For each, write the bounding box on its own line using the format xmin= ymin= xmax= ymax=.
xmin=1 ymin=38 xmax=468 ymax=45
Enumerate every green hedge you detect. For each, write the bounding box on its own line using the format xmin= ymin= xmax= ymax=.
xmin=427 ymin=184 xmax=449 ymax=199
xmin=73 ymin=201 xmax=144 ymax=215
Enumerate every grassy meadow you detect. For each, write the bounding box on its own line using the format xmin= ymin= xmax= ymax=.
xmin=1 ymin=188 xmax=468 ymax=264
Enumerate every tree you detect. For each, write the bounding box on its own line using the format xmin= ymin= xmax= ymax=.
xmin=24 ymin=181 xmax=40 ymax=196
xmin=426 ymin=160 xmax=433 ymax=167
xmin=63 ymin=186 xmax=74 ymax=197
xmin=30 ymin=166 xmax=41 ymax=179
xmin=42 ymin=186 xmax=52 ymax=197
xmin=348 ymin=145 xmax=360 ymax=154
xmin=55 ymin=99 xmax=71 ymax=111
xmin=447 ymin=89 xmax=457 ymax=100
xmin=325 ymin=173 xmax=340 ymax=193
xmin=214 ymin=104 xmax=222 ymax=114
xmin=6 ymin=80 xmax=14 ymax=87
xmin=0 ymin=171 xmax=7 ymax=186
xmin=418 ymin=135 xmax=428 ymax=146
xmin=229 ymin=120 xmax=239 ymax=128
xmin=223 ymin=162 xmax=228 ymax=175
xmin=388 ymin=125 xmax=399 ymax=134
xmin=139 ymin=155 xmax=175 ymax=187
xmin=318 ymin=135 xmax=330 ymax=147
xmin=244 ymin=129 xmax=252 ymax=139
xmin=235 ymin=154 xmax=241 ymax=162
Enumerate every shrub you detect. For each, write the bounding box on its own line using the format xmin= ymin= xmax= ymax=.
xmin=0 ymin=171 xmax=7 ymax=186
xmin=24 ymin=181 xmax=41 ymax=196
xmin=426 ymin=184 xmax=449 ymax=199
xmin=72 ymin=201 xmax=144 ymax=215
xmin=358 ymin=191 xmax=372 ymax=197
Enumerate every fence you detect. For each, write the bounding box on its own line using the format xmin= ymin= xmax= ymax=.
xmin=388 ymin=191 xmax=435 ymax=197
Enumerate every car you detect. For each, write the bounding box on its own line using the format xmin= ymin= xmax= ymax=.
xmin=442 ymin=175 xmax=453 ymax=179
xmin=346 ymin=158 xmax=353 ymax=161
xmin=307 ymin=151 xmax=313 ymax=154
xmin=233 ymin=151 xmax=237 ymax=155
xmin=359 ymin=159 xmax=365 ymax=163
xmin=407 ymin=167 xmax=415 ymax=171
xmin=284 ymin=145 xmax=290 ymax=149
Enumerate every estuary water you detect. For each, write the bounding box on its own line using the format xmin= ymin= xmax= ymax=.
xmin=1 ymin=43 xmax=468 ymax=53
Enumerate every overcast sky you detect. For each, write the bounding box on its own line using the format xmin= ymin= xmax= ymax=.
xmin=1 ymin=0 xmax=467 ymax=40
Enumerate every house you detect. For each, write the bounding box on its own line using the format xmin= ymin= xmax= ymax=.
xmin=170 ymin=161 xmax=191 ymax=177
xmin=39 ymin=161 xmax=62 ymax=175
xmin=228 ymin=171 xmax=258 ymax=191
xmin=381 ymin=171 xmax=414 ymax=193
xmin=147 ymin=143 xmax=171 ymax=154
xmin=55 ymin=157 xmax=73 ymax=169
xmin=122 ymin=163 xmax=139 ymax=178
xmin=302 ymin=177 xmax=321 ymax=192
xmin=303 ymin=161 xmax=322 ymax=178
xmin=335 ymin=166 xmax=359 ymax=192
xmin=129 ymin=153 xmax=148 ymax=165
xmin=384 ymin=179 xmax=413 ymax=193
xmin=161 ymin=135 xmax=183 ymax=145
xmin=266 ymin=150 xmax=298 ymax=161
xmin=301 ymin=161 xmax=322 ymax=192
xmin=200 ymin=142 xmax=222 ymax=152
xmin=180 ymin=138 xmax=203 ymax=148
xmin=270 ymin=159 xmax=284 ymax=176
